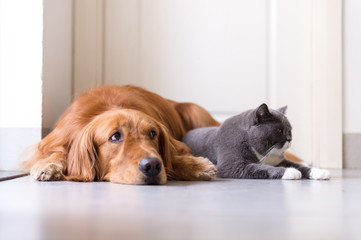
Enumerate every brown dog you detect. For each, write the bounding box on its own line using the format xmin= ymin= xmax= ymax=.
xmin=22 ymin=86 xmax=220 ymax=184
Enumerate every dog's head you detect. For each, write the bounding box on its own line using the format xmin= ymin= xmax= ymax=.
xmin=66 ymin=109 xmax=174 ymax=185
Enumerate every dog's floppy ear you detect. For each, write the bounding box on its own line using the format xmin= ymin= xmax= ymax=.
xmin=157 ymin=122 xmax=179 ymax=177
xmin=157 ymin=123 xmax=174 ymax=172
xmin=157 ymin=121 xmax=193 ymax=180
xmin=66 ymin=123 xmax=101 ymax=181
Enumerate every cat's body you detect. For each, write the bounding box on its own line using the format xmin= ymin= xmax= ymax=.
xmin=183 ymin=104 xmax=330 ymax=180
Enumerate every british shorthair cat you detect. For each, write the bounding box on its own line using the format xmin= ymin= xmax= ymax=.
xmin=183 ymin=104 xmax=330 ymax=180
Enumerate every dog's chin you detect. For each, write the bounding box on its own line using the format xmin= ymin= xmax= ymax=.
xmin=105 ymin=172 xmax=167 ymax=185
xmin=142 ymin=176 xmax=166 ymax=185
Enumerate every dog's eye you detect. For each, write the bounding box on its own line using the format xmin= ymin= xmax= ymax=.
xmin=109 ymin=132 xmax=123 ymax=143
xmin=277 ymin=128 xmax=283 ymax=133
xmin=149 ymin=130 xmax=157 ymax=139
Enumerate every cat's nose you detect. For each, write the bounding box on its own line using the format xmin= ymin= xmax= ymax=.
xmin=286 ymin=135 xmax=292 ymax=142
xmin=285 ymin=131 xmax=292 ymax=142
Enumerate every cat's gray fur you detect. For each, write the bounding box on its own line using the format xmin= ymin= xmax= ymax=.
xmin=183 ymin=104 xmax=313 ymax=179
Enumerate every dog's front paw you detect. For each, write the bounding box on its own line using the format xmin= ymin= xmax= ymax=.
xmin=309 ymin=168 xmax=331 ymax=180
xmin=282 ymin=168 xmax=302 ymax=180
xmin=31 ymin=162 xmax=64 ymax=181
xmin=195 ymin=157 xmax=217 ymax=180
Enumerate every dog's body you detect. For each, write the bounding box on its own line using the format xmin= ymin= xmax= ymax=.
xmin=22 ymin=86 xmax=220 ymax=184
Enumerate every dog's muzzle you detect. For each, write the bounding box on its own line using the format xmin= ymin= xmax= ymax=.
xmin=138 ymin=157 xmax=162 ymax=184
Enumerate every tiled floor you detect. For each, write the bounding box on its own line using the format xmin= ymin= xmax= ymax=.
xmin=1 ymin=170 xmax=361 ymax=240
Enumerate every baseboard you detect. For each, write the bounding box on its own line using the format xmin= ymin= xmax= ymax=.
xmin=343 ymin=133 xmax=361 ymax=169
xmin=0 ymin=127 xmax=41 ymax=171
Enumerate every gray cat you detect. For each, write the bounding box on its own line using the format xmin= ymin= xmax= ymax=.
xmin=183 ymin=104 xmax=330 ymax=180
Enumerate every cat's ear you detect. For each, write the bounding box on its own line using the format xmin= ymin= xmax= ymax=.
xmin=278 ymin=106 xmax=288 ymax=114
xmin=255 ymin=103 xmax=272 ymax=124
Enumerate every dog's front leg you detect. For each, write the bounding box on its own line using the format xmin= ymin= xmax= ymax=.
xmin=168 ymin=155 xmax=217 ymax=181
xmin=30 ymin=152 xmax=66 ymax=181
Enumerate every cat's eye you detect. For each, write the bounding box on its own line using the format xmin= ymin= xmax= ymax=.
xmin=150 ymin=130 xmax=157 ymax=139
xmin=109 ymin=132 xmax=124 ymax=143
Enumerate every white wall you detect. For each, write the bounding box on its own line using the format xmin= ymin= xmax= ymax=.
xmin=0 ymin=0 xmax=42 ymax=128
xmin=74 ymin=0 xmax=267 ymax=120
xmin=0 ymin=0 xmax=345 ymax=170
xmin=78 ymin=0 xmax=268 ymax=120
xmin=0 ymin=0 xmax=347 ymax=171
xmin=138 ymin=0 xmax=268 ymax=116
xmin=344 ymin=0 xmax=361 ymax=134
xmin=74 ymin=0 xmax=342 ymax=168
xmin=0 ymin=0 xmax=72 ymax=170
xmin=0 ymin=0 xmax=43 ymax=170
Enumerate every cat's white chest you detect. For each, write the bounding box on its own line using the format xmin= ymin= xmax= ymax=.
xmin=252 ymin=142 xmax=290 ymax=166
xmin=259 ymin=150 xmax=284 ymax=166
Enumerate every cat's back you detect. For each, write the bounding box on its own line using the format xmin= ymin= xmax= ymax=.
xmin=218 ymin=110 xmax=254 ymax=135
xmin=183 ymin=126 xmax=218 ymax=163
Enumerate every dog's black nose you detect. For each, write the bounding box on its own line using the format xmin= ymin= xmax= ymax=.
xmin=139 ymin=158 xmax=162 ymax=177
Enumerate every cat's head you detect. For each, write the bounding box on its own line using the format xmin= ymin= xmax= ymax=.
xmin=248 ymin=103 xmax=292 ymax=156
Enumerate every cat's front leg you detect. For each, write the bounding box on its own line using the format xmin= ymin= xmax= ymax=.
xmin=217 ymin=162 xmax=301 ymax=180
xmin=276 ymin=159 xmax=330 ymax=180
xmin=243 ymin=163 xmax=303 ymax=179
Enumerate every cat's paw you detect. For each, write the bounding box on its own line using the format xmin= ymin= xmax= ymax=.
xmin=309 ymin=168 xmax=331 ymax=180
xmin=30 ymin=162 xmax=64 ymax=181
xmin=282 ymin=168 xmax=302 ymax=180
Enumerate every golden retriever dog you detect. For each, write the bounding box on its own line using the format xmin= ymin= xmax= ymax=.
xmin=22 ymin=86 xmax=220 ymax=185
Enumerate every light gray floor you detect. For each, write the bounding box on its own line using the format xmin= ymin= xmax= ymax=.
xmin=1 ymin=170 xmax=361 ymax=240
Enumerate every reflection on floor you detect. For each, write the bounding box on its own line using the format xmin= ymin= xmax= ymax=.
xmin=0 ymin=170 xmax=360 ymax=240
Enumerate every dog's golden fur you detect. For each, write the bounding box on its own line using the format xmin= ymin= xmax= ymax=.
xmin=22 ymin=86 xmax=220 ymax=184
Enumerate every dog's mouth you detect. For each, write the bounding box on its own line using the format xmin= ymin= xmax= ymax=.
xmin=142 ymin=176 xmax=163 ymax=185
